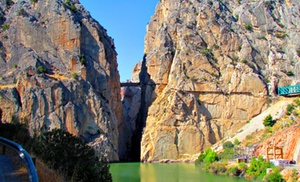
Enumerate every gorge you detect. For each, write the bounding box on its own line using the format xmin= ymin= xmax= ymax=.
xmin=0 ymin=0 xmax=299 ymax=164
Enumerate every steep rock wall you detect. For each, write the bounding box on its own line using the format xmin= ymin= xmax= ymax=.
xmin=0 ymin=0 xmax=122 ymax=161
xmin=139 ymin=0 xmax=300 ymax=162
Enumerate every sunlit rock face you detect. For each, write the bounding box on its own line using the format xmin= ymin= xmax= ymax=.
xmin=0 ymin=0 xmax=122 ymax=161
xmin=138 ymin=0 xmax=300 ymax=162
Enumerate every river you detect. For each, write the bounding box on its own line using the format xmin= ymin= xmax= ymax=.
xmin=110 ymin=163 xmax=249 ymax=182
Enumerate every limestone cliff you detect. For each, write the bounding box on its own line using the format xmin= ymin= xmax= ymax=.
xmin=0 ymin=0 xmax=122 ymax=161
xmin=138 ymin=0 xmax=300 ymax=162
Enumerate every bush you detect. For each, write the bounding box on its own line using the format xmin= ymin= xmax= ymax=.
xmin=223 ymin=141 xmax=234 ymax=149
xmin=265 ymin=167 xmax=283 ymax=182
xmin=226 ymin=166 xmax=241 ymax=176
xmin=80 ymin=54 xmax=86 ymax=66
xmin=69 ymin=5 xmax=77 ymax=12
xmin=263 ymin=114 xmax=274 ymax=127
xmin=219 ymin=147 xmax=234 ymax=160
xmin=246 ymin=156 xmax=273 ymax=179
xmin=295 ymin=99 xmax=300 ymax=106
xmin=286 ymin=104 xmax=295 ymax=115
xmin=71 ymin=72 xmax=78 ymax=79
xmin=245 ymin=24 xmax=252 ymax=31
xmin=2 ymin=24 xmax=9 ymax=30
xmin=238 ymin=162 xmax=248 ymax=172
xmin=204 ymin=149 xmax=218 ymax=164
xmin=32 ymin=129 xmax=112 ymax=182
xmin=286 ymin=71 xmax=294 ymax=76
xmin=195 ymin=148 xmax=218 ymax=165
xmin=37 ymin=66 xmax=46 ymax=73
xmin=234 ymin=138 xmax=240 ymax=145
xmin=203 ymin=162 xmax=227 ymax=174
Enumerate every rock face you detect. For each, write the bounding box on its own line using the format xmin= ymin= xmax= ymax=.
xmin=139 ymin=0 xmax=300 ymax=162
xmin=0 ymin=0 xmax=122 ymax=161
xmin=254 ymin=126 xmax=300 ymax=162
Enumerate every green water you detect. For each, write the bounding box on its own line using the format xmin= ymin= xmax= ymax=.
xmin=110 ymin=163 xmax=249 ymax=182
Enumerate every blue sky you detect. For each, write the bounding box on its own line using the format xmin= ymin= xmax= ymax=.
xmin=79 ymin=0 xmax=158 ymax=82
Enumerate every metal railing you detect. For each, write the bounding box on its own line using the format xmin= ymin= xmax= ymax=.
xmin=278 ymin=84 xmax=300 ymax=96
xmin=0 ymin=137 xmax=38 ymax=182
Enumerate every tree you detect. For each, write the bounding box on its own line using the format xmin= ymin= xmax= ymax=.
xmin=234 ymin=138 xmax=240 ymax=145
xmin=265 ymin=167 xmax=283 ymax=182
xmin=223 ymin=141 xmax=234 ymax=149
xmin=247 ymin=156 xmax=273 ymax=179
xmin=195 ymin=148 xmax=219 ymax=165
xmin=32 ymin=129 xmax=112 ymax=182
xmin=263 ymin=114 xmax=274 ymax=127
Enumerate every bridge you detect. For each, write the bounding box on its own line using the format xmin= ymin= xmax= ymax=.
xmin=120 ymin=82 xmax=140 ymax=87
xmin=278 ymin=84 xmax=300 ymax=96
xmin=0 ymin=137 xmax=38 ymax=182
xmin=120 ymin=82 xmax=164 ymax=87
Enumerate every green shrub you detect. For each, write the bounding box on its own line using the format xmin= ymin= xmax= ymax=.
xmin=31 ymin=0 xmax=37 ymax=3
xmin=218 ymin=147 xmax=234 ymax=160
xmin=32 ymin=129 xmax=112 ymax=182
xmin=203 ymin=162 xmax=227 ymax=174
xmin=246 ymin=156 xmax=273 ymax=179
xmin=265 ymin=167 xmax=283 ymax=182
xmin=71 ymin=72 xmax=78 ymax=79
xmin=265 ymin=126 xmax=273 ymax=133
xmin=37 ymin=65 xmax=46 ymax=73
xmin=297 ymin=49 xmax=300 ymax=57
xmin=263 ymin=114 xmax=274 ymax=127
xmin=226 ymin=166 xmax=241 ymax=176
xmin=80 ymin=54 xmax=86 ymax=66
xmin=245 ymin=24 xmax=252 ymax=31
xmin=195 ymin=148 xmax=218 ymax=165
xmin=246 ymin=134 xmax=253 ymax=140
xmin=295 ymin=99 xmax=300 ymax=106
xmin=275 ymin=32 xmax=287 ymax=38
xmin=2 ymin=24 xmax=9 ymax=30
xmin=204 ymin=149 xmax=218 ymax=163
xmin=13 ymin=63 xmax=17 ymax=69
xmin=286 ymin=71 xmax=294 ymax=76
xmin=234 ymin=138 xmax=240 ymax=145
xmin=238 ymin=162 xmax=248 ymax=172
xmin=223 ymin=141 xmax=234 ymax=149
xmin=69 ymin=5 xmax=77 ymax=12
xmin=286 ymin=104 xmax=295 ymax=115
xmin=200 ymin=48 xmax=212 ymax=56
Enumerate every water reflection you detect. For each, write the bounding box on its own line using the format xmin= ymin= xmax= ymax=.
xmin=110 ymin=163 xmax=249 ymax=182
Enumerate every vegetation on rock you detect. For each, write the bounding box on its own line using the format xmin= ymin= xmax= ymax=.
xmin=0 ymin=122 xmax=112 ymax=182
xmin=32 ymin=129 xmax=112 ymax=182
xmin=263 ymin=114 xmax=274 ymax=127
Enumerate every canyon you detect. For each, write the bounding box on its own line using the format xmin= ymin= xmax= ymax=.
xmin=0 ymin=0 xmax=299 ymax=163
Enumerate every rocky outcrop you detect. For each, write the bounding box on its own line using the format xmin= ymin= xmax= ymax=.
xmin=139 ymin=0 xmax=300 ymax=162
xmin=0 ymin=0 xmax=122 ymax=161
xmin=254 ymin=126 xmax=300 ymax=161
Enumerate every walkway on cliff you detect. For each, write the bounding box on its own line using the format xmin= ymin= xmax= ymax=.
xmin=214 ymin=98 xmax=295 ymax=151
xmin=0 ymin=155 xmax=26 ymax=182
